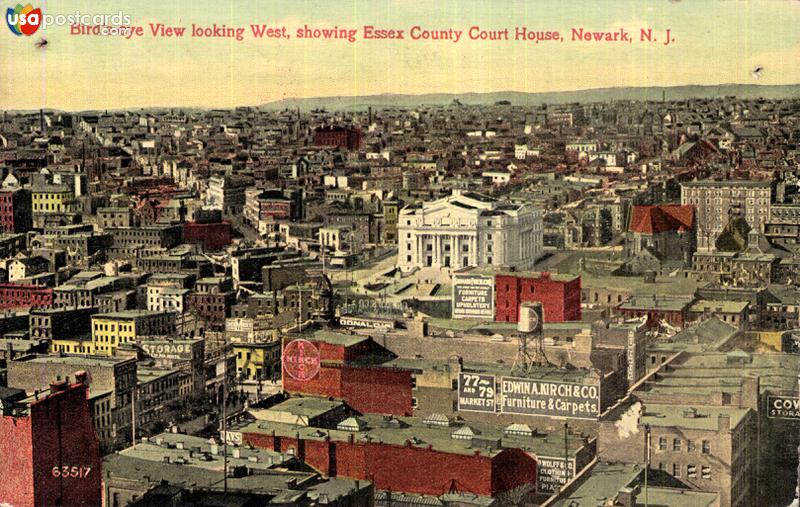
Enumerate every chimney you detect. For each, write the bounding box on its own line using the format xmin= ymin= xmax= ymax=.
xmin=717 ymin=413 xmax=731 ymax=431
xmin=49 ymin=380 xmax=68 ymax=393
xmin=74 ymin=371 xmax=89 ymax=386
xmin=742 ymin=375 xmax=760 ymax=410
xmin=615 ymin=486 xmax=638 ymax=507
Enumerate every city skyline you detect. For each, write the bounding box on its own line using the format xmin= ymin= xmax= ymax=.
xmin=1 ymin=0 xmax=800 ymax=110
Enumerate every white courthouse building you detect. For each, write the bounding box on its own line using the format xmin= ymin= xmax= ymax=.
xmin=397 ymin=191 xmax=543 ymax=272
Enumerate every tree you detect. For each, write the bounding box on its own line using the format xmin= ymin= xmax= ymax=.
xmin=495 ymin=483 xmax=535 ymax=507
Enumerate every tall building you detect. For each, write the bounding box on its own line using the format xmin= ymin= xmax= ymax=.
xmin=494 ymin=271 xmax=582 ymax=323
xmin=681 ymin=180 xmax=772 ymax=252
xmin=0 ymin=188 xmax=32 ymax=233
xmin=397 ymin=191 xmax=543 ymax=271
xmin=0 ymin=376 xmax=102 ymax=506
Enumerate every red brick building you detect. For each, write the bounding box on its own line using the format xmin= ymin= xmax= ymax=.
xmin=0 ymin=188 xmax=32 ymax=233
xmin=0 ymin=377 xmax=102 ymax=506
xmin=314 ymin=126 xmax=362 ymax=150
xmin=183 ymin=220 xmax=232 ymax=251
xmin=616 ymin=294 xmax=695 ymax=329
xmin=0 ymin=284 xmax=53 ymax=310
xmin=282 ymin=332 xmax=415 ymax=416
xmin=240 ymin=401 xmax=537 ymax=498
xmin=494 ymin=272 xmax=581 ymax=323
xmin=187 ymin=292 xmax=235 ymax=329
xmin=245 ymin=428 xmax=536 ymax=497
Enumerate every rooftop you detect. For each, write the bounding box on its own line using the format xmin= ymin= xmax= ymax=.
xmin=640 ymin=403 xmax=750 ymax=431
xmin=239 ymin=408 xmax=589 ymax=458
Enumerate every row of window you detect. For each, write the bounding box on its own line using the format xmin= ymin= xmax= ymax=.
xmin=659 ymin=462 xmax=712 ymax=479
xmin=658 ymin=437 xmax=711 ymax=454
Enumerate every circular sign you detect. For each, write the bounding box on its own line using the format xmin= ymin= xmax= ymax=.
xmin=283 ymin=339 xmax=321 ymax=381
xmin=528 ymin=307 xmax=540 ymax=331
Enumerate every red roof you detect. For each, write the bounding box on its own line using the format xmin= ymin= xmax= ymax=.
xmin=629 ymin=205 xmax=695 ymax=234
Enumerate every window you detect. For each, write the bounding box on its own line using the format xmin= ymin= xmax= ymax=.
xmin=411 ymin=376 xmax=417 ymax=389
xmin=673 ymin=438 xmax=681 ymax=452
xmin=411 ymin=397 xmax=418 ymax=408
xmin=688 ymin=465 xmax=697 ymax=478
xmin=658 ymin=462 xmax=665 ymax=472
xmin=687 ymin=440 xmax=695 ymax=452
xmin=462 ymin=245 xmax=469 ymax=252
xmin=487 ymin=257 xmax=492 ymax=264
xmin=658 ymin=437 xmax=666 ymax=451
xmin=702 ymin=440 xmax=710 ymax=454
xmin=672 ymin=463 xmax=680 ymax=477
xmin=701 ymin=466 xmax=711 ymax=479
xmin=487 ymin=234 xmax=492 ymax=240
xmin=426 ymin=244 xmax=432 ymax=251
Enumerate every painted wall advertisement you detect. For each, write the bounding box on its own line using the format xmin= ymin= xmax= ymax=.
xmin=501 ymin=377 xmax=600 ymax=419
xmin=282 ymin=339 xmax=321 ymax=381
xmin=452 ymin=275 xmax=494 ymax=319
xmin=458 ymin=372 xmax=496 ymax=413
xmin=457 ymin=373 xmax=600 ymax=419
xmin=536 ymin=457 xmax=574 ymax=494
xmin=767 ymin=396 xmax=800 ymax=420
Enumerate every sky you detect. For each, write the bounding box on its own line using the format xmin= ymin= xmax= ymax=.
xmin=1 ymin=0 xmax=799 ymax=110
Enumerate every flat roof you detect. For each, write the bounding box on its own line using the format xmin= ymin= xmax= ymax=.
xmin=121 ymin=432 xmax=294 ymax=472
xmin=618 ymin=295 xmax=695 ymax=312
xmin=551 ymin=461 xmax=718 ymax=507
xmin=268 ymin=397 xmax=344 ymax=418
xmin=689 ymin=300 xmax=749 ymax=314
xmin=640 ymin=404 xmax=750 ymax=431
xmin=19 ymin=354 xmax=129 ymax=367
xmin=93 ymin=310 xmax=169 ymax=320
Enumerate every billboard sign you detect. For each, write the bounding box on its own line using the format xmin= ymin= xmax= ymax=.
xmin=767 ymin=396 xmax=800 ymax=420
xmin=282 ymin=339 xmax=321 ymax=381
xmin=452 ymin=275 xmax=494 ymax=319
xmin=500 ymin=377 xmax=600 ymax=419
xmin=458 ymin=372 xmax=496 ymax=413
xmin=536 ymin=457 xmax=574 ymax=494
xmin=140 ymin=341 xmax=195 ymax=360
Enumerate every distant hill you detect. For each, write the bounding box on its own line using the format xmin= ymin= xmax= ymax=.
xmin=260 ymin=84 xmax=800 ymax=111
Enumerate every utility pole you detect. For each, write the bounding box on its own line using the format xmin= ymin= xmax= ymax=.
xmin=131 ymin=387 xmax=136 ymax=447
xmin=645 ymin=424 xmax=651 ymax=507
xmin=222 ymin=331 xmax=229 ymax=493
xmin=564 ymin=422 xmax=570 ymax=486
xmin=297 ymin=285 xmax=303 ymax=329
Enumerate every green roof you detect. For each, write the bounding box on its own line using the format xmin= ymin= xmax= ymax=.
xmin=689 ymin=300 xmax=749 ymax=314
xmin=307 ymin=329 xmax=369 ymax=347
xmin=647 ymin=352 xmax=800 ymax=395
xmin=618 ymin=295 xmax=695 ymax=312
xmin=552 ymin=461 xmax=718 ymax=507
xmin=239 ymin=410 xmax=588 ymax=458
xmin=649 ymin=317 xmax=739 ymax=353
